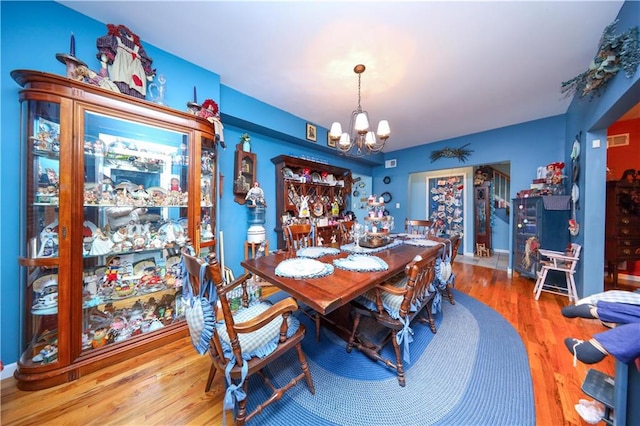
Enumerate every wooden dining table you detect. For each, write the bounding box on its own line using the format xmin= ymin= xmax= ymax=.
xmin=241 ymin=241 xmax=443 ymax=316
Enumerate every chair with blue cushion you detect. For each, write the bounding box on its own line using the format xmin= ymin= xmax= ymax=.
xmin=346 ymin=250 xmax=438 ymax=387
xmin=404 ymin=218 xmax=434 ymax=235
xmin=283 ymin=223 xmax=315 ymax=253
xmin=181 ymin=250 xmax=315 ymax=425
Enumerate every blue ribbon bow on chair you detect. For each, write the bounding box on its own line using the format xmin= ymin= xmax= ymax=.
xmin=396 ymin=316 xmax=414 ymax=364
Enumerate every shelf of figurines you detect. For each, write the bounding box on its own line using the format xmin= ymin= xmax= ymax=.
xmin=34 ymin=217 xmax=188 ymax=259
xmin=31 ymin=254 xmax=184 ymax=316
xmin=27 ymin=289 xmax=185 ymax=366
xmin=33 ymin=133 xmax=189 ymax=172
xmin=27 ymin=259 xmax=186 ymax=365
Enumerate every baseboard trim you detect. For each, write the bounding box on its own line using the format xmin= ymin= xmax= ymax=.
xmin=618 ymin=273 xmax=640 ymax=283
xmin=1 ymin=362 xmax=17 ymax=381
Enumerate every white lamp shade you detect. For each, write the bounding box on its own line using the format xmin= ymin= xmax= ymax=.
xmin=365 ymin=131 xmax=376 ymax=146
xmin=354 ymin=113 xmax=369 ymax=133
xmin=377 ymin=120 xmax=390 ymax=137
xmin=329 ymin=122 xmax=342 ymax=138
xmin=339 ymin=133 xmax=351 ymax=146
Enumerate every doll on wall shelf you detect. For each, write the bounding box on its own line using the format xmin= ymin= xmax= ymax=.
xmin=245 ymin=181 xmax=266 ymax=207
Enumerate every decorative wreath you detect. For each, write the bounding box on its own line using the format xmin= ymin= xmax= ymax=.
xmin=561 ymin=20 xmax=639 ymax=99
xmin=430 ymin=143 xmax=473 ymax=163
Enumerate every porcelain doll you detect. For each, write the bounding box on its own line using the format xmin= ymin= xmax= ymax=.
xmin=90 ymin=228 xmax=114 ymax=255
xmin=245 ymin=181 xmax=266 ymax=206
xmin=38 ymin=227 xmax=58 ymax=257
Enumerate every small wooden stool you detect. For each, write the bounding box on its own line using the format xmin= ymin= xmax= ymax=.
xmin=476 ymin=243 xmax=490 ymax=257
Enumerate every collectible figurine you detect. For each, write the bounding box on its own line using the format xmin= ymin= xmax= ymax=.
xmin=38 ymin=227 xmax=58 ymax=257
xmin=90 ymin=228 xmax=114 ymax=255
xmin=245 ymin=181 xmax=266 ymax=206
xmin=96 ymin=24 xmax=155 ymax=99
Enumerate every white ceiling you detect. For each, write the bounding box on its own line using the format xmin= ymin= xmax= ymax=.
xmin=59 ymin=1 xmax=630 ymax=153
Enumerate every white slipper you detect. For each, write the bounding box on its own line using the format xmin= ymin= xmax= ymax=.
xmin=575 ymin=400 xmax=604 ymax=424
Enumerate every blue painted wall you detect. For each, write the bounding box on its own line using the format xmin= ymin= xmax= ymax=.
xmin=562 ymin=0 xmax=640 ymax=298
xmin=0 ymin=1 xmax=373 ymax=366
xmin=376 ymin=115 xmax=566 ymax=257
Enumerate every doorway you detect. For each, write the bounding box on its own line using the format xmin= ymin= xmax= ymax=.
xmin=605 ymin=101 xmax=640 ymax=285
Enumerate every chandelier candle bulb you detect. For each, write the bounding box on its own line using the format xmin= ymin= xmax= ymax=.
xmin=355 ymin=113 xmax=369 ymax=133
xmin=377 ymin=120 xmax=391 ymax=139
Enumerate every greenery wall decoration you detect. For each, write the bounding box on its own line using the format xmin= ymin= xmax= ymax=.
xmin=561 ymin=20 xmax=639 ymax=99
xmin=430 ymin=143 xmax=473 ymax=163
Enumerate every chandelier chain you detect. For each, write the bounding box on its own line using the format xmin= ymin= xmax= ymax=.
xmin=357 ymin=73 xmax=362 ymax=112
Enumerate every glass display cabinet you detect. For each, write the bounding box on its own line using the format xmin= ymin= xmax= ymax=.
xmin=474 ymin=182 xmax=492 ymax=251
xmin=12 ymin=69 xmax=217 ymax=390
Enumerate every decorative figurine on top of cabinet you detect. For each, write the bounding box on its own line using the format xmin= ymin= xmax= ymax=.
xmin=96 ymin=24 xmax=155 ymax=99
xmin=245 ymin=181 xmax=266 ymax=207
xmin=197 ymin=99 xmax=220 ymax=122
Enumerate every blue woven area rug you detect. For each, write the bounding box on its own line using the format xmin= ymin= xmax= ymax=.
xmin=245 ymin=290 xmax=535 ymax=425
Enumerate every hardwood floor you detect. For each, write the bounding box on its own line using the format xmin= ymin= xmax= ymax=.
xmin=2 ymin=262 xmax=633 ymax=425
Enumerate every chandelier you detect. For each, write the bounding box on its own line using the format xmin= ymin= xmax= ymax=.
xmin=329 ymin=64 xmax=390 ymax=157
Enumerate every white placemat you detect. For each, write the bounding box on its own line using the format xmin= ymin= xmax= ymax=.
xmin=275 ymin=257 xmax=334 ymax=279
xmin=403 ymin=239 xmax=440 ymax=247
xmin=333 ymin=254 xmax=389 ymax=272
xmin=297 ymin=247 xmax=340 ymax=258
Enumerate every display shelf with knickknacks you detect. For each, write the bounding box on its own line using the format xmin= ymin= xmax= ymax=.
xmin=271 ymin=155 xmax=352 ymax=250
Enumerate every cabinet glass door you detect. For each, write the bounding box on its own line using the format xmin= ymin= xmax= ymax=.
xmin=22 ymin=100 xmax=64 ymax=366
xmin=200 ymin=136 xmax=216 ymax=254
xmin=81 ymin=110 xmax=188 ymax=353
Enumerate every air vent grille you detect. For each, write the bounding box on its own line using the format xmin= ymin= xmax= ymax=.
xmin=607 ymin=133 xmax=629 ymax=148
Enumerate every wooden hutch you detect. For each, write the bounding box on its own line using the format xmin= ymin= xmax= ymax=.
xmin=271 ymin=155 xmax=352 ymax=250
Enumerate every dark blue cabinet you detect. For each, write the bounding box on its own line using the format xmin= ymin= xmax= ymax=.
xmin=512 ymin=196 xmax=570 ymax=279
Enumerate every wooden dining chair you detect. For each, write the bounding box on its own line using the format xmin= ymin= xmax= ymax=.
xmin=283 ymin=223 xmax=315 ymax=254
xmin=181 ymin=249 xmax=315 ymax=425
xmin=437 ymin=235 xmax=462 ymax=305
xmin=404 ymin=218 xmax=434 ymax=235
xmin=346 ymin=251 xmax=438 ymax=387
xmin=339 ymin=220 xmax=355 ymax=245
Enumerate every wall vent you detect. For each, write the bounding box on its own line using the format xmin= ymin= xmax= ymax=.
xmin=385 ymin=159 xmax=397 ymax=168
xmin=607 ymin=133 xmax=629 ymax=148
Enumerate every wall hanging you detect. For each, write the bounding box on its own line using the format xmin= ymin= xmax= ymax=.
xmin=561 ymin=20 xmax=639 ymax=99
xmin=430 ymin=143 xmax=473 ymax=163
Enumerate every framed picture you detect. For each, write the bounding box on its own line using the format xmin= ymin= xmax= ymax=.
xmin=306 ymin=123 xmax=317 ymax=142
xmin=327 ymin=132 xmax=336 ymax=148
